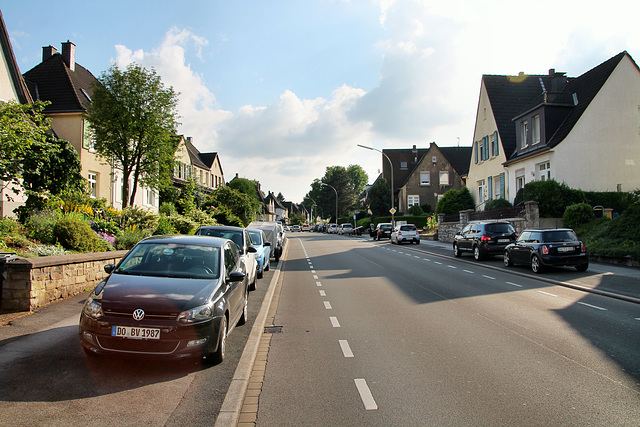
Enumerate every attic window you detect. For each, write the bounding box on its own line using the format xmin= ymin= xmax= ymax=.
xmin=81 ymin=88 xmax=92 ymax=102
xmin=400 ymin=161 xmax=408 ymax=170
xmin=572 ymin=93 xmax=578 ymax=105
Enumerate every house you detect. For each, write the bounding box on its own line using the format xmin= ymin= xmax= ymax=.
xmin=265 ymin=192 xmax=288 ymax=223
xmin=23 ymin=41 xmax=159 ymax=212
xmin=382 ymin=143 xmax=472 ymax=214
xmin=172 ymin=136 xmax=225 ymax=193
xmin=0 ymin=10 xmax=33 ymax=217
xmin=467 ymin=51 xmax=640 ymax=208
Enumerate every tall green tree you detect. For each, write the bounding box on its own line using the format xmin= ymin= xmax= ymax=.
xmin=204 ymin=185 xmax=261 ymax=226
xmin=304 ymin=166 xmax=360 ymax=222
xmin=228 ymin=176 xmax=260 ymax=200
xmin=346 ymin=164 xmax=368 ymax=196
xmin=87 ymin=63 xmax=180 ymax=208
xmin=368 ymin=177 xmax=391 ymax=216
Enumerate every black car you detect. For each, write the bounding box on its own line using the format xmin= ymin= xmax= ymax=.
xmin=79 ymin=235 xmax=249 ymax=363
xmin=372 ymin=223 xmax=393 ymax=240
xmin=453 ymin=221 xmax=517 ymax=260
xmin=503 ymin=228 xmax=589 ymax=273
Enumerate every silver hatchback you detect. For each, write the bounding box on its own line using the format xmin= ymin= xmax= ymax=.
xmin=391 ymin=224 xmax=420 ymax=244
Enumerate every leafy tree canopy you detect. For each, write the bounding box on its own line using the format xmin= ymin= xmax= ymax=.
xmin=435 ymin=187 xmax=475 ymax=215
xmin=304 ymin=165 xmax=364 ymax=222
xmin=88 ymin=63 xmax=180 ymax=208
xmin=203 ymin=185 xmax=261 ymax=226
xmin=228 ymin=176 xmax=260 ymax=200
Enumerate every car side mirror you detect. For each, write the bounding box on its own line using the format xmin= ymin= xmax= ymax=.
xmin=264 ymin=242 xmax=271 ymax=246
xmin=228 ymin=271 xmax=246 ymax=282
xmin=104 ymin=264 xmax=115 ymax=274
xmin=247 ymin=246 xmax=257 ymax=253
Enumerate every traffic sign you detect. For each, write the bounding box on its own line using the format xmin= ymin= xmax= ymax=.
xmin=389 ymin=208 xmax=396 ymax=214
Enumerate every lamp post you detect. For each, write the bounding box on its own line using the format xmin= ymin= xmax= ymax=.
xmin=321 ymin=182 xmax=338 ymax=223
xmin=357 ymin=144 xmax=395 ymax=226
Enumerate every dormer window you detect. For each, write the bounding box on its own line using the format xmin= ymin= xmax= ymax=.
xmin=520 ymin=120 xmax=529 ymax=148
xmin=532 ymin=115 xmax=541 ymax=144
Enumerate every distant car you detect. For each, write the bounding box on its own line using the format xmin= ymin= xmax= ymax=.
xmin=247 ymin=228 xmax=271 ymax=278
xmin=291 ymin=225 xmax=301 ymax=232
xmin=338 ymin=223 xmax=354 ymax=235
xmin=391 ymin=224 xmax=420 ymax=244
xmin=195 ymin=225 xmax=258 ymax=290
xmin=327 ymin=223 xmax=339 ymax=234
xmin=453 ymin=221 xmax=517 ymax=260
xmin=79 ymin=235 xmax=249 ymax=364
xmin=503 ymin=228 xmax=589 ymax=273
xmin=301 ymin=224 xmax=310 ymax=232
xmin=373 ymin=223 xmax=393 ymax=240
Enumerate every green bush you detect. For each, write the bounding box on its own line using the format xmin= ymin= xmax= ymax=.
xmin=118 ymin=206 xmax=159 ymax=232
xmin=167 ymin=214 xmax=198 ymax=234
xmin=523 ymin=180 xmax=586 ymax=217
xmin=186 ymin=208 xmax=217 ymax=227
xmin=577 ymin=203 xmax=640 ymax=261
xmin=115 ymin=228 xmax=150 ymax=250
xmin=485 ymin=198 xmax=511 ymax=210
xmin=563 ymin=203 xmax=594 ymax=228
xmin=408 ymin=205 xmax=424 ymax=215
xmin=25 ymin=211 xmax=61 ymax=245
xmin=159 ymin=202 xmax=178 ymax=217
xmin=53 ymin=217 xmax=110 ymax=252
xmin=357 ymin=218 xmax=372 ymax=229
xmin=0 ymin=217 xmax=21 ymax=235
xmin=154 ymin=216 xmax=177 ymax=235
xmin=420 ymin=203 xmax=432 ymax=214
xmin=435 ymin=187 xmax=475 ymax=215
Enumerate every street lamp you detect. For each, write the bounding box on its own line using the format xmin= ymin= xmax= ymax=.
xmin=357 ymin=144 xmax=395 ymax=226
xmin=321 ymin=182 xmax=338 ymax=222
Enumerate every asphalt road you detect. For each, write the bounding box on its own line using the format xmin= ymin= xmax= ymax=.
xmin=0 ymin=256 xmax=278 ymax=426
xmin=257 ymin=233 xmax=640 ymax=426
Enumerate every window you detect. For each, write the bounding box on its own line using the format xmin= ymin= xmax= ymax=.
xmin=400 ymin=161 xmax=408 ymax=170
xmin=88 ymin=172 xmax=97 ymax=198
xmin=520 ymin=120 xmax=529 ymax=148
xmin=439 ymin=171 xmax=449 ymax=185
xmin=493 ymin=175 xmax=501 ymax=200
xmin=477 ymin=179 xmax=486 ymax=205
xmin=516 ymin=169 xmax=525 ymax=192
xmin=420 ymin=172 xmax=430 ymax=185
xmin=532 ymin=115 xmax=541 ymax=144
xmin=408 ymin=195 xmax=419 ymax=207
xmin=146 ymin=188 xmax=156 ymax=206
xmin=491 ymin=131 xmax=499 ymax=157
xmin=537 ymin=161 xmax=551 ymax=181
xmin=83 ymin=120 xmax=96 ymax=152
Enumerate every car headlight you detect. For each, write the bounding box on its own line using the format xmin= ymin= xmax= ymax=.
xmin=83 ymin=296 xmax=103 ymax=319
xmin=177 ymin=304 xmax=214 ymax=324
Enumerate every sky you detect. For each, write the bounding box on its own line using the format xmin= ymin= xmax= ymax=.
xmin=3 ymin=0 xmax=640 ymax=203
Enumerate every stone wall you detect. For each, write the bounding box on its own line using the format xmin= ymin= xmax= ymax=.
xmin=1 ymin=251 xmax=127 ymax=312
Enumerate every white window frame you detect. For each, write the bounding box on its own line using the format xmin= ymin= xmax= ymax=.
xmin=407 ymin=195 xmax=419 ymax=207
xmin=521 ymin=120 xmax=529 ymax=148
xmin=439 ymin=171 xmax=449 ymax=186
xmin=88 ymin=172 xmax=98 ymax=198
xmin=477 ymin=179 xmax=486 ymax=205
xmin=532 ymin=115 xmax=541 ymax=144
xmin=537 ymin=161 xmax=551 ymax=181
xmin=420 ymin=172 xmax=430 ymax=186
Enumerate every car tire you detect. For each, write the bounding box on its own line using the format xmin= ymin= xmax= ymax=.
xmin=531 ymin=254 xmax=543 ymax=274
xmin=473 ymin=245 xmax=483 ymax=261
xmin=257 ymin=269 xmax=263 ymax=279
xmin=249 ymin=273 xmax=257 ymax=291
xmin=209 ymin=316 xmax=227 ymax=365
xmin=265 ymin=261 xmax=270 ymax=271
xmin=453 ymin=243 xmax=461 ymax=257
xmin=576 ymin=262 xmax=589 ymax=272
xmin=503 ymin=250 xmax=513 ymax=267
xmin=238 ymin=291 xmax=248 ymax=326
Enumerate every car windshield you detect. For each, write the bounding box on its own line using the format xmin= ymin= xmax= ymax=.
xmin=248 ymin=231 xmax=263 ymax=245
xmin=115 ymin=243 xmax=220 ymax=279
xmin=542 ymin=230 xmax=578 ymax=243
xmin=198 ymin=229 xmax=244 ymax=251
xmin=485 ymin=223 xmax=515 ymax=233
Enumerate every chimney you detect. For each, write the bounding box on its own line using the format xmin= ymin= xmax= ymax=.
xmin=549 ymin=68 xmax=556 ymax=76
xmin=61 ymin=40 xmax=76 ymax=71
xmin=42 ymin=45 xmax=58 ymax=62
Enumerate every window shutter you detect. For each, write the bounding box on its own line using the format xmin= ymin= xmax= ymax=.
xmin=493 ymin=131 xmax=499 ymax=156
xmin=474 ymin=141 xmax=478 ymax=164
xmin=488 ymin=176 xmax=493 ymax=200
xmin=500 ymin=173 xmax=505 ymax=198
xmin=483 ymin=136 xmax=489 ymax=160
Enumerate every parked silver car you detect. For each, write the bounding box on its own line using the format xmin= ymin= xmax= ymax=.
xmin=391 ymin=224 xmax=420 ymax=244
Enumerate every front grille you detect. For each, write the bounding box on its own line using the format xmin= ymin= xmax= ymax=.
xmin=97 ymin=336 xmax=180 ymax=354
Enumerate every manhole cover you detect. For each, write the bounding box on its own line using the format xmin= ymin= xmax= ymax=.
xmin=264 ymin=326 xmax=283 ymax=333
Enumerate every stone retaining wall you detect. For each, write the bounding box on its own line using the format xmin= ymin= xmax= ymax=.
xmin=1 ymin=251 xmax=127 ymax=312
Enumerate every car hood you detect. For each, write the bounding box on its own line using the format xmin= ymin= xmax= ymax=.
xmin=99 ymin=273 xmax=220 ymax=314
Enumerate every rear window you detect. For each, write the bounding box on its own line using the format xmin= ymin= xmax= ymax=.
xmin=542 ymin=230 xmax=578 ymax=243
xmin=485 ymin=223 xmax=515 ymax=233
xmin=379 ymin=224 xmax=392 ymax=230
xmin=400 ymin=225 xmax=416 ymax=231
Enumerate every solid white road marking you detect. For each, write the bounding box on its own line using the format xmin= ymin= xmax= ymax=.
xmin=354 ymin=379 xmax=378 ymax=410
xmin=324 ymin=301 xmax=332 ymax=309
xmin=330 ymin=317 xmax=341 ymax=327
xmin=339 ymin=340 xmax=354 ymax=357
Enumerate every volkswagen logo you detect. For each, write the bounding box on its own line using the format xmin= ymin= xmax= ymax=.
xmin=132 ymin=309 xmax=145 ymax=321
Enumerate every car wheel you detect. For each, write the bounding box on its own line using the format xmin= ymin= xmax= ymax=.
xmin=257 ymin=269 xmax=263 ymax=279
xmin=209 ymin=316 xmax=227 ymax=364
xmin=473 ymin=245 xmax=483 ymax=261
xmin=265 ymin=261 xmax=270 ymax=271
xmin=503 ymin=250 xmax=513 ymax=267
xmin=238 ymin=291 xmax=248 ymax=326
xmin=453 ymin=243 xmax=461 ymax=257
xmin=249 ymin=273 xmax=257 ymax=291
xmin=576 ymin=262 xmax=589 ymax=272
xmin=531 ymin=254 xmax=543 ymax=274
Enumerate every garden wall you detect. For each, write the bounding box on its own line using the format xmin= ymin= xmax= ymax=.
xmin=1 ymin=250 xmax=127 ymax=312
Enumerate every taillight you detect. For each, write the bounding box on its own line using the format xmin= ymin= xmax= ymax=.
xmin=541 ymin=245 xmax=549 ymax=255
xmin=581 ymin=242 xmax=586 ymax=253
xmin=480 ymin=235 xmax=491 ymax=241
xmin=398 ymin=231 xmax=402 ymax=235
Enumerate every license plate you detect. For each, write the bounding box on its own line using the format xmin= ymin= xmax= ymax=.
xmin=112 ymin=326 xmax=160 ymax=339
xmin=557 ymin=247 xmax=573 ymax=252
xmin=498 ymin=239 xmax=510 ymax=243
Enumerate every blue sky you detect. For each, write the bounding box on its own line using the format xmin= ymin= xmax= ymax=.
xmin=4 ymin=1 xmax=639 ymax=203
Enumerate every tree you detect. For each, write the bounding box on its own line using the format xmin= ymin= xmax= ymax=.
xmin=229 ymin=176 xmax=259 ymax=200
xmin=304 ymin=166 xmax=360 ymax=222
xmin=435 ymin=187 xmax=475 ymax=215
xmin=87 ymin=63 xmax=180 ymax=208
xmin=368 ymin=177 xmax=391 ymax=216
xmin=204 ymin=185 xmax=261 ymax=226
xmin=0 ymin=101 xmax=54 ymax=200
xmin=346 ymin=164 xmax=368 ymax=196
xmin=276 ymin=192 xmax=286 ymax=203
